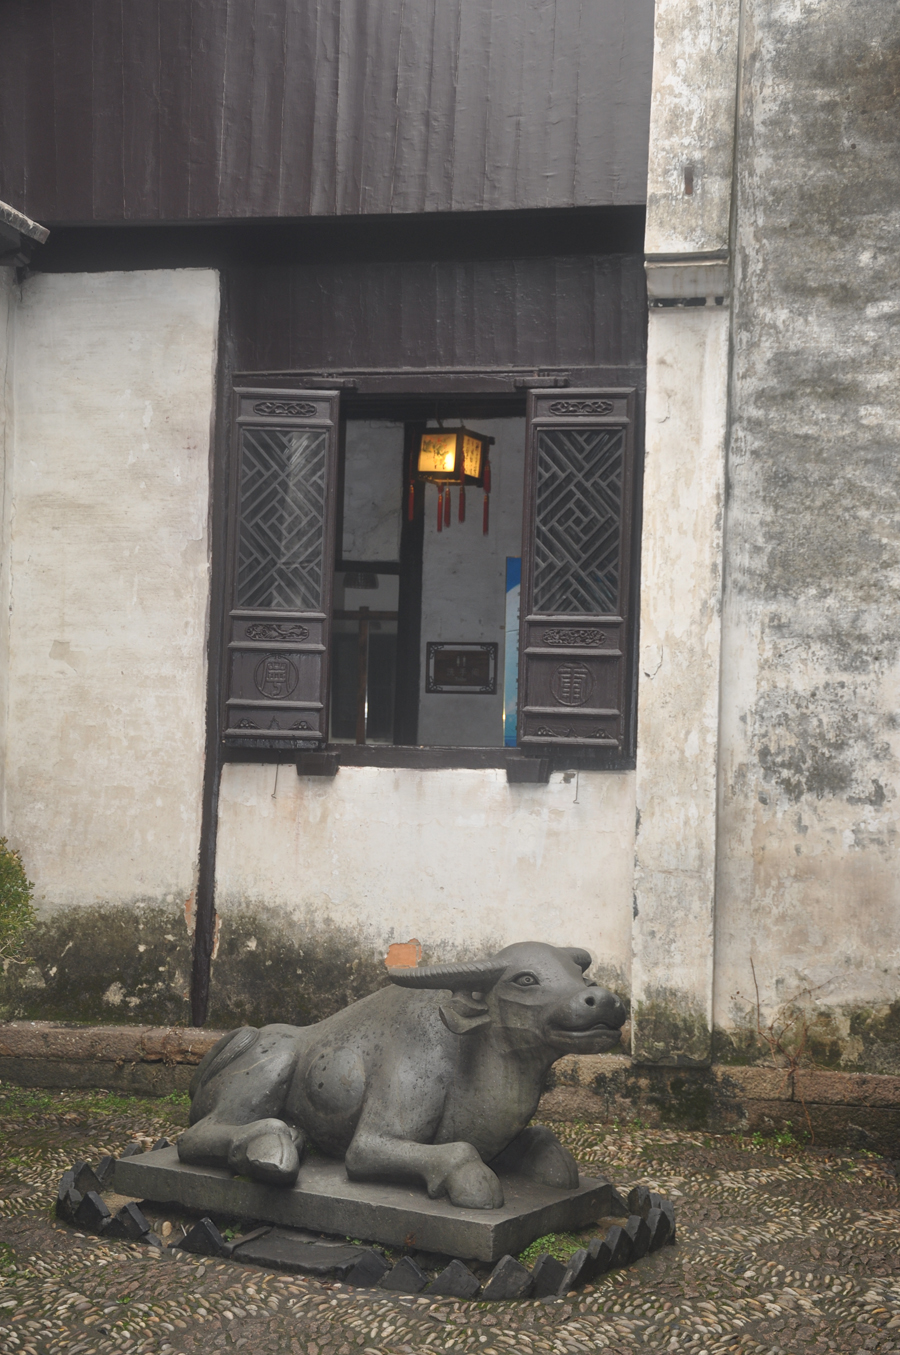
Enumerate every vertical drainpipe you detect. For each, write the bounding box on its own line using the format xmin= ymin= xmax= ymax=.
xmin=190 ymin=277 xmax=233 ymax=1027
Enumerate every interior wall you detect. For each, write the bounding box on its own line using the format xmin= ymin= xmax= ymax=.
xmin=418 ymin=418 xmax=524 ymax=747
xmin=341 ymin=421 xmax=404 ymax=561
xmin=3 ymin=268 xmax=219 ymax=910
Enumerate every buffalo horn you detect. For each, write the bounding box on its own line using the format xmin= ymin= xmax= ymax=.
xmin=387 ymin=959 xmax=507 ymax=991
xmin=566 ymin=948 xmax=592 ymax=972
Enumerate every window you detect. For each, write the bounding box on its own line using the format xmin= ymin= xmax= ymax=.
xmin=223 ymin=384 xmax=637 ymax=764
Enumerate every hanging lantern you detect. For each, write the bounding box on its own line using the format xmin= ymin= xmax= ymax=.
xmin=408 ymin=427 xmax=494 ymax=534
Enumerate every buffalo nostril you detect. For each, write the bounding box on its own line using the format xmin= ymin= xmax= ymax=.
xmin=585 ymin=996 xmax=596 ymax=1006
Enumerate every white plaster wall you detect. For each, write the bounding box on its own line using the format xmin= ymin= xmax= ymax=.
xmin=632 ymin=306 xmax=730 ymax=1061
xmin=4 ymin=269 xmax=219 ymax=907
xmin=215 ymin=763 xmax=635 ymax=983
xmin=418 ymin=419 xmax=524 ymax=747
xmin=633 ymin=0 xmax=740 ymax=1063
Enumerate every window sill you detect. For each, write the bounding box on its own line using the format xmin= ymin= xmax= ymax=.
xmin=222 ymin=741 xmax=634 ymax=774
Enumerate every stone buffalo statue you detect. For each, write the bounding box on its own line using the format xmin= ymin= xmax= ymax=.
xmin=179 ymin=942 xmax=626 ymax=1209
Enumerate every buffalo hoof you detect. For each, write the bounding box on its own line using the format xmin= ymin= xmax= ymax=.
xmin=444 ymin=1159 xmax=504 ymax=1210
xmin=491 ymin=1125 xmax=579 ymax=1190
xmin=227 ymin=1120 xmax=304 ymax=1185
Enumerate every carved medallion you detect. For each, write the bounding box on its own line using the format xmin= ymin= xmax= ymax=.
xmin=254 ymin=656 xmax=300 ymax=699
xmin=245 ymin=622 xmax=310 ymax=642
xmin=253 ymin=400 xmax=318 ymax=418
xmin=541 ymin=628 xmax=606 ymax=646
xmin=550 ymin=663 xmax=593 ymax=706
xmin=290 ymin=719 xmax=311 ymax=731
xmin=236 ymin=718 xmax=258 ymax=729
xmin=547 ymin=399 xmax=614 ymax=417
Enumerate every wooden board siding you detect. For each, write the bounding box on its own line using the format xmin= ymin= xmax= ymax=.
xmin=0 ymin=0 xmax=653 ymax=226
xmin=228 ymin=252 xmax=648 ymax=375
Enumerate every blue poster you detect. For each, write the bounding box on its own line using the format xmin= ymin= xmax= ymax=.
xmin=504 ymin=558 xmax=521 ymax=747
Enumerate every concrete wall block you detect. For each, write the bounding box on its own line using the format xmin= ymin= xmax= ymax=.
xmin=794 ymin=1070 xmax=900 ymax=1110
xmin=714 ymin=1065 xmax=793 ymax=1102
xmin=0 ymin=1056 xmax=195 ymax=1095
xmin=0 ymin=1021 xmax=220 ymax=1065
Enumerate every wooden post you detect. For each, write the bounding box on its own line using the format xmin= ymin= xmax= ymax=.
xmin=355 ymin=606 xmax=370 ymax=744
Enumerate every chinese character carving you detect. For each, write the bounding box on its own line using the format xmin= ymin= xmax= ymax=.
xmin=550 ymin=663 xmax=594 ymax=707
xmin=254 ymin=656 xmax=300 ymax=699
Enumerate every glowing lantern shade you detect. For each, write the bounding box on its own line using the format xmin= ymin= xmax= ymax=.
xmin=416 ymin=428 xmax=489 ymax=483
xmin=410 ymin=426 xmax=494 ymax=534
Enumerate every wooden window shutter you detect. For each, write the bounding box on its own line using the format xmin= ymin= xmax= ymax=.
xmin=518 ymin=388 xmax=637 ymax=753
xmin=224 ymin=388 xmax=341 ymax=746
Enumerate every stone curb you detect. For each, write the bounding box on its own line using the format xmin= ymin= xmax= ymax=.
xmin=0 ymin=1021 xmax=222 ymax=1066
xmin=547 ymin=1052 xmax=900 ymax=1108
xmin=1 ymin=1028 xmax=898 ymax=1152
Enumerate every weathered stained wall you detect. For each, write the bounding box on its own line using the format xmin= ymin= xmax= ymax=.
xmin=714 ymin=0 xmax=900 ymax=1073
xmin=631 ymin=0 xmax=737 ymax=1064
xmin=212 ymin=764 xmax=635 ymax=1025
xmin=2 ymin=269 xmax=218 ymax=927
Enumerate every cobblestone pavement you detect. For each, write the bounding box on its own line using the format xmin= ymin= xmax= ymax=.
xmin=0 ymin=1084 xmax=898 ymax=1355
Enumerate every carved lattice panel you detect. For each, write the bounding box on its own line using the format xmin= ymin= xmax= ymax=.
xmin=226 ymin=389 xmax=339 ymax=746
xmin=237 ymin=427 xmax=328 ymax=611
xmin=519 ymin=389 xmax=636 ymax=754
xmin=532 ymin=427 xmax=624 ymax=615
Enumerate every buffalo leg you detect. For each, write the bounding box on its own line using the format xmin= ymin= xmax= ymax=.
xmin=346 ymin=1130 xmax=504 ymax=1208
xmin=489 ymin=1124 xmax=579 ymax=1189
xmin=178 ymin=1025 xmax=305 ymax=1185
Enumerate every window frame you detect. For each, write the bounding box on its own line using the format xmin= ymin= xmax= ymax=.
xmin=221 ymin=368 xmax=642 ymax=771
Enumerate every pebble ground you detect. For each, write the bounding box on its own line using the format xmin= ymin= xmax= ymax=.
xmin=0 ymin=1083 xmax=898 ymax=1354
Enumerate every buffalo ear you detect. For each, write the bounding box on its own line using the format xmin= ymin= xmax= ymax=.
xmin=565 ymin=948 xmax=592 ymax=973
xmin=439 ymin=992 xmax=491 ymax=1036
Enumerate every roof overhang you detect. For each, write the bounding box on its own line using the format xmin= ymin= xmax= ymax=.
xmin=0 ymin=199 xmax=49 ymax=266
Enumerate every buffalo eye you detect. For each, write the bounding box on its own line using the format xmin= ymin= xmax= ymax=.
xmin=512 ymin=972 xmax=539 ymax=987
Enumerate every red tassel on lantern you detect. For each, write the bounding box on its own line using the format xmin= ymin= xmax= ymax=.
xmin=444 ymin=485 xmax=451 ymax=527
xmin=483 ymin=459 xmax=492 ymax=494
xmin=407 ymin=482 xmax=415 ymax=521
xmin=458 ymin=482 xmax=466 ymax=522
xmin=437 ymin=484 xmax=443 ymax=532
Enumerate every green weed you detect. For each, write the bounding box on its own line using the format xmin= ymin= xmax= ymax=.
xmin=518 ymin=1232 xmax=583 ymax=1267
xmin=0 ymin=839 xmax=36 ymax=965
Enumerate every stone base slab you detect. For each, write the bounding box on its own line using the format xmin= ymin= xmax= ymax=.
xmin=114 ymin=1147 xmax=614 ymax=1263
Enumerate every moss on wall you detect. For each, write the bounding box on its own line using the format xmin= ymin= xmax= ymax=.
xmin=713 ymin=999 xmax=900 ymax=1078
xmin=632 ymin=988 xmax=712 ymax=1065
xmin=205 ymin=906 xmax=392 ymax=1028
xmin=0 ymin=902 xmax=192 ymax=1025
